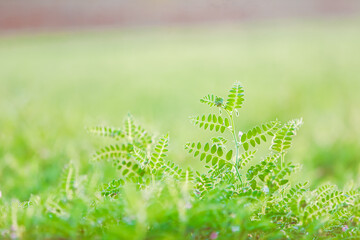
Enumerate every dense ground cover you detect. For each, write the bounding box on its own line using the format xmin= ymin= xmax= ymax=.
xmin=0 ymin=19 xmax=360 ymax=238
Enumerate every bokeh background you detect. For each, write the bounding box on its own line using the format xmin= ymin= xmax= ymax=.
xmin=1 ymin=0 xmax=360 ymax=201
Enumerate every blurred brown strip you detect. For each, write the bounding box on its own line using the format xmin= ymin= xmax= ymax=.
xmin=0 ymin=0 xmax=360 ymax=32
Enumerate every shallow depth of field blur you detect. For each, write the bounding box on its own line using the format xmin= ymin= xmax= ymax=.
xmin=1 ymin=1 xmax=360 ymax=201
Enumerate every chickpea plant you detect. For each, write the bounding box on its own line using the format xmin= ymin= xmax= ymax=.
xmin=0 ymin=83 xmax=359 ymax=239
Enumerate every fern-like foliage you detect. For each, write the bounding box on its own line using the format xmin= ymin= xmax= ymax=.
xmin=90 ymin=116 xmax=193 ymax=196
xmin=190 ymin=114 xmax=231 ymax=133
xmin=149 ymin=134 xmax=169 ymax=170
xmin=200 ymin=94 xmax=224 ymax=108
xmin=183 ymin=82 xmax=360 ymax=238
xmin=238 ymin=150 xmax=257 ymax=169
xmin=87 ymin=126 xmax=124 ymax=139
xmin=59 ymin=162 xmax=77 ymax=200
xmin=271 ymin=118 xmax=303 ymax=153
xmin=224 ymin=82 xmax=245 ymax=111
xmin=83 ymin=82 xmax=360 ymax=239
xmin=240 ymin=120 xmax=280 ymax=151
xmin=185 ymin=82 xmax=302 ymax=200
xmin=1 ymin=82 xmax=358 ymax=240
xmin=185 ymin=142 xmax=233 ymax=170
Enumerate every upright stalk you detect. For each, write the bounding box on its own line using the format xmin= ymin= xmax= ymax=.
xmin=280 ymin=152 xmax=285 ymax=168
xmin=226 ymin=110 xmax=242 ymax=185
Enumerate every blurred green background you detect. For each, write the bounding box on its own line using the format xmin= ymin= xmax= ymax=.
xmin=1 ymin=19 xmax=360 ymax=201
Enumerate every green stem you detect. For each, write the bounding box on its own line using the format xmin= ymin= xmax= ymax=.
xmin=281 ymin=152 xmax=285 ymax=168
xmin=225 ymin=110 xmax=242 ymax=185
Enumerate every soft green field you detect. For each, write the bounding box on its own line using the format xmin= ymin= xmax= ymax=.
xmin=1 ymin=19 xmax=360 ymax=201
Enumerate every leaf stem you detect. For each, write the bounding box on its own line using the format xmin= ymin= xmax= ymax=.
xmin=281 ymin=152 xmax=285 ymax=168
xmin=225 ymin=110 xmax=242 ymax=185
